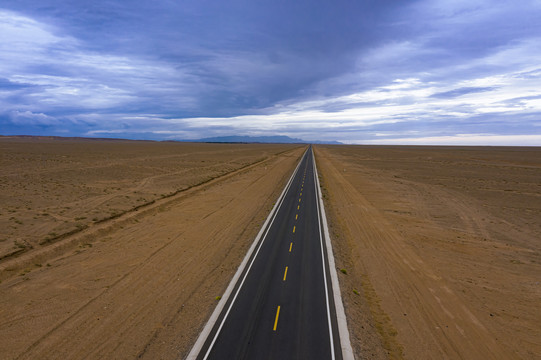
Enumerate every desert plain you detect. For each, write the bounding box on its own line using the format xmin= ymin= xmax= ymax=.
xmin=0 ymin=137 xmax=303 ymax=359
xmin=1 ymin=137 xmax=540 ymax=359
xmin=315 ymin=145 xmax=541 ymax=359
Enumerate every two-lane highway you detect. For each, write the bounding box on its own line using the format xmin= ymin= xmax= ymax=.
xmin=187 ymin=146 xmax=349 ymax=360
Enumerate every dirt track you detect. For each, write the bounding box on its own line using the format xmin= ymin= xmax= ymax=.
xmin=0 ymin=138 xmax=304 ymax=359
xmin=315 ymin=145 xmax=541 ymax=359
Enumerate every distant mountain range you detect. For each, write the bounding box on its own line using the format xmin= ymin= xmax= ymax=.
xmin=192 ymin=135 xmax=341 ymax=144
xmin=1 ymin=134 xmax=342 ymax=145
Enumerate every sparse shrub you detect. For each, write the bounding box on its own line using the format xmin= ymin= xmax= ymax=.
xmin=14 ymin=240 xmax=26 ymax=249
xmin=340 ymin=268 xmax=347 ymax=275
xmin=19 ymin=268 xmax=31 ymax=276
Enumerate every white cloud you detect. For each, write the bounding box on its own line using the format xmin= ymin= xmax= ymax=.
xmin=8 ymin=110 xmax=59 ymax=125
xmin=92 ymin=49 xmax=541 ymax=141
xmin=0 ymin=9 xmax=197 ymax=112
xmin=0 ymin=10 xmax=72 ymax=60
xmin=359 ymin=41 xmax=435 ymax=68
xmin=349 ymin=134 xmax=541 ymax=146
xmin=264 ymin=35 xmax=541 ymax=139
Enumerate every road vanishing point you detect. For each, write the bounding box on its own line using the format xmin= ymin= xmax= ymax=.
xmin=187 ymin=146 xmax=353 ymax=360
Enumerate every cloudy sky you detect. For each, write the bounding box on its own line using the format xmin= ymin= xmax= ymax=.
xmin=1 ymin=0 xmax=541 ymax=144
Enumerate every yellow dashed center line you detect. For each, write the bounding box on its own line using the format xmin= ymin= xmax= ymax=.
xmin=295 ymin=214 xmax=298 ymax=220
xmin=289 ymin=242 xmax=293 ymax=252
xmin=283 ymin=266 xmax=288 ymax=281
xmin=299 ymin=198 xmax=301 ymax=203
xmin=293 ymin=225 xmax=296 ymax=233
xmin=273 ymin=306 xmax=281 ymax=331
xmin=297 ymin=205 xmax=300 ymax=210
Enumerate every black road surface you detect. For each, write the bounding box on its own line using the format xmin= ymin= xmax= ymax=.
xmin=194 ymin=146 xmax=342 ymax=360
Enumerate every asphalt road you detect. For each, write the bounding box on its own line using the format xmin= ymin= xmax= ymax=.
xmin=192 ymin=146 xmax=342 ymax=360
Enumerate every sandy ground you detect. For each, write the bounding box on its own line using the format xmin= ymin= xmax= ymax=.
xmin=315 ymin=145 xmax=541 ymax=359
xmin=0 ymin=137 xmax=296 ymax=262
xmin=3 ymin=139 xmax=540 ymax=360
xmin=0 ymin=137 xmax=304 ymax=359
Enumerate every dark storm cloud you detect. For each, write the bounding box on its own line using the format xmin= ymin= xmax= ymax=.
xmin=1 ymin=0 xmax=541 ymax=144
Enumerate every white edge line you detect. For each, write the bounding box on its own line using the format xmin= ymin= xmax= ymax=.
xmin=312 ymin=149 xmax=336 ymax=360
xmin=184 ymin=147 xmax=308 ymax=360
xmin=312 ymin=147 xmax=355 ymax=360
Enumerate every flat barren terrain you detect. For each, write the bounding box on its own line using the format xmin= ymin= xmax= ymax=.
xmin=0 ymin=137 xmax=298 ymax=264
xmin=315 ymin=145 xmax=541 ymax=359
xmin=3 ymin=139 xmax=540 ymax=360
xmin=0 ymin=137 xmax=304 ymax=359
